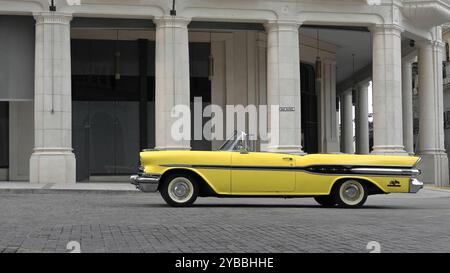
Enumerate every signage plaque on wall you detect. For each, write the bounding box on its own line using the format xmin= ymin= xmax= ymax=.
xmin=279 ymin=107 xmax=295 ymax=112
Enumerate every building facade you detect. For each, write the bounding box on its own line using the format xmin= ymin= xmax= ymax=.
xmin=0 ymin=0 xmax=450 ymax=186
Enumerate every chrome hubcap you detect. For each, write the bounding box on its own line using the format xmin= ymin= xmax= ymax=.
xmin=344 ymin=185 xmax=359 ymax=199
xmin=340 ymin=180 xmax=364 ymax=205
xmin=168 ymin=177 xmax=193 ymax=203
xmin=173 ymin=183 xmax=188 ymax=197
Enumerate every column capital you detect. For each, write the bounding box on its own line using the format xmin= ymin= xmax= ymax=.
xmin=264 ymin=20 xmax=301 ymax=32
xmin=322 ymin=58 xmax=336 ymax=66
xmin=402 ymin=51 xmax=418 ymax=66
xmin=431 ymin=40 xmax=446 ymax=49
xmin=417 ymin=38 xmax=446 ymax=49
xmin=342 ymin=88 xmax=353 ymax=96
xmin=154 ymin=16 xmax=191 ymax=28
xmin=33 ymin=12 xmax=72 ymax=25
xmin=369 ymin=24 xmax=403 ymax=35
xmin=357 ymin=81 xmax=371 ymax=89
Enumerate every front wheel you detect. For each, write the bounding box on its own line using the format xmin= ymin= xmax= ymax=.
xmin=160 ymin=173 xmax=198 ymax=207
xmin=332 ymin=179 xmax=368 ymax=208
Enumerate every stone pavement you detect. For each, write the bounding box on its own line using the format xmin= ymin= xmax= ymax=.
xmin=0 ymin=187 xmax=449 ymax=253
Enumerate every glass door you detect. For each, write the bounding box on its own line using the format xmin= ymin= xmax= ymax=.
xmin=72 ymin=37 xmax=155 ymax=181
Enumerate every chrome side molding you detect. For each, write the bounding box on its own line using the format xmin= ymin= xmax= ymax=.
xmin=350 ymin=167 xmax=421 ymax=176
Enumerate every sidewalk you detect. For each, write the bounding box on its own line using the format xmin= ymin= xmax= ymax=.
xmin=0 ymin=181 xmax=138 ymax=194
xmin=424 ymin=185 xmax=450 ymax=193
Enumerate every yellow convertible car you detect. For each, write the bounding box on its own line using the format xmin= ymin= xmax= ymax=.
xmin=130 ymin=131 xmax=423 ymax=208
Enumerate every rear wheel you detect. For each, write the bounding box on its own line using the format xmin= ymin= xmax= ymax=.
xmin=314 ymin=196 xmax=336 ymax=207
xmin=160 ymin=173 xmax=198 ymax=207
xmin=332 ymin=179 xmax=368 ymax=208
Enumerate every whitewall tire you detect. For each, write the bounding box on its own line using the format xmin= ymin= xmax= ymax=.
xmin=160 ymin=173 xmax=198 ymax=207
xmin=333 ymin=179 xmax=368 ymax=208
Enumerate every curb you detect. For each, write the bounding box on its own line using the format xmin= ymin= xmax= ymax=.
xmin=423 ymin=186 xmax=450 ymax=193
xmin=0 ymin=188 xmax=140 ymax=195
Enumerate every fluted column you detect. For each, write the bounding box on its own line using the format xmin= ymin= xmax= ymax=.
xmin=402 ymin=57 xmax=415 ymax=155
xmin=356 ymin=82 xmax=370 ymax=154
xmin=341 ymin=90 xmax=354 ymax=154
xmin=339 ymin=96 xmax=344 ymax=152
xmin=319 ymin=59 xmax=339 ymax=153
xmin=154 ymin=16 xmax=191 ymax=150
xmin=417 ymin=38 xmax=449 ymax=186
xmin=370 ymin=24 xmax=407 ymax=155
xmin=265 ymin=20 xmax=303 ymax=154
xmin=30 ymin=12 xmax=75 ymax=184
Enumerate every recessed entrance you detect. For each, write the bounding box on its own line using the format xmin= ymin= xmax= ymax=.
xmin=190 ymin=42 xmax=212 ymax=151
xmin=71 ymin=26 xmax=213 ymax=181
xmin=0 ymin=102 xmax=8 ymax=180
xmin=301 ymin=63 xmax=318 ymax=154
xmin=71 ymin=36 xmax=156 ymax=182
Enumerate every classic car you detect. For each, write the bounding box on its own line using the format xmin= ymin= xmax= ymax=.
xmin=130 ymin=131 xmax=423 ymax=208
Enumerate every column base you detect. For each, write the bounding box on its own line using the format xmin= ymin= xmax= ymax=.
xmin=371 ymin=146 xmax=409 ymax=156
xmin=30 ymin=148 xmax=76 ymax=184
xmin=0 ymin=168 xmax=8 ymax=181
xmin=417 ymin=152 xmax=449 ymax=187
xmin=266 ymin=145 xmax=305 ymax=155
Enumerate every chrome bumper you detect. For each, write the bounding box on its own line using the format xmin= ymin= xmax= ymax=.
xmin=409 ymin=178 xmax=424 ymax=193
xmin=130 ymin=174 xmax=161 ymax=193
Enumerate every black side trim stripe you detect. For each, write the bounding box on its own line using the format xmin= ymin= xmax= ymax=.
xmin=159 ymin=164 xmax=419 ymax=176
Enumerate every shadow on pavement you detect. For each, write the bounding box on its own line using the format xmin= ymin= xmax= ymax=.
xmin=117 ymin=202 xmax=409 ymax=209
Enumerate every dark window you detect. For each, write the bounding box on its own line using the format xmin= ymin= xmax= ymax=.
xmin=189 ymin=42 xmax=212 ymax=151
xmin=0 ymin=102 xmax=8 ymax=168
xmin=71 ymin=39 xmax=155 ymax=102
xmin=446 ymin=42 xmax=449 ymax=62
xmin=300 ymin=63 xmax=318 ymax=154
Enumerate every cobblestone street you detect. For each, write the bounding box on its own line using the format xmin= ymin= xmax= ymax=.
xmin=0 ymin=188 xmax=449 ymax=253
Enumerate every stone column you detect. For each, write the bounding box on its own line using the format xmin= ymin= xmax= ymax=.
xmin=319 ymin=59 xmax=339 ymax=153
xmin=339 ymin=96 xmax=344 ymax=152
xmin=342 ymin=90 xmax=354 ymax=154
xmin=417 ymin=39 xmax=449 ymax=186
xmin=356 ymin=82 xmax=370 ymax=154
xmin=370 ymin=24 xmax=407 ymax=155
xmin=265 ymin=20 xmax=303 ymax=154
xmin=30 ymin=13 xmax=75 ymax=184
xmin=354 ymin=89 xmax=360 ymax=152
xmin=154 ymin=16 xmax=191 ymax=150
xmin=402 ymin=57 xmax=415 ymax=155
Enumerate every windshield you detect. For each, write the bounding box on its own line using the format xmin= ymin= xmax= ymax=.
xmin=218 ymin=131 xmax=247 ymax=151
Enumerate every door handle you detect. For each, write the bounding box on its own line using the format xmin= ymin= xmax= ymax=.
xmin=283 ymin=157 xmax=293 ymax=161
